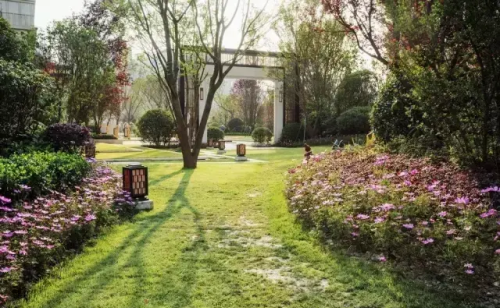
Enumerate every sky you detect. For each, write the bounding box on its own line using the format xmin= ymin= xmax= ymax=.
xmin=35 ymin=0 xmax=85 ymax=30
xmin=34 ymin=0 xmax=280 ymax=51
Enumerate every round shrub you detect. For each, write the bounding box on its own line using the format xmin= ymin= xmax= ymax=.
xmin=280 ymin=123 xmax=305 ymax=143
xmin=44 ymin=123 xmax=91 ymax=153
xmin=208 ymin=127 xmax=225 ymax=141
xmin=252 ymin=127 xmax=273 ymax=144
xmin=336 ymin=106 xmax=371 ymax=135
xmin=227 ymin=118 xmax=244 ymax=132
xmin=371 ymin=77 xmax=414 ymax=142
xmin=137 ymin=109 xmax=175 ymax=147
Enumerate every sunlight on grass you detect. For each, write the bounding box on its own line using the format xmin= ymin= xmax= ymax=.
xmin=15 ymin=147 xmax=481 ymax=308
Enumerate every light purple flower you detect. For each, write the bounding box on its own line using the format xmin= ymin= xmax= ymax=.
xmin=480 ymin=209 xmax=497 ymax=219
xmin=422 ymin=238 xmax=434 ymax=245
xmin=0 ymin=267 xmax=12 ymax=273
xmin=465 ymin=269 xmax=474 ymax=275
xmin=481 ymin=186 xmax=500 ymax=193
xmin=378 ymin=255 xmax=387 ymax=262
xmin=374 ymin=217 xmax=385 ymax=224
xmin=402 ymin=223 xmax=414 ymax=230
xmin=438 ymin=211 xmax=447 ymax=218
xmin=455 ymin=197 xmax=469 ymax=205
xmin=85 ymin=214 xmax=96 ymax=222
xmin=495 ymin=249 xmax=500 ymax=255
xmin=356 ymin=214 xmax=370 ymax=220
xmin=0 ymin=196 xmax=11 ymax=204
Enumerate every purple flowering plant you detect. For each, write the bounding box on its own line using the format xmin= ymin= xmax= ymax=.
xmin=0 ymin=163 xmax=134 ymax=305
xmin=286 ymin=149 xmax=500 ymax=290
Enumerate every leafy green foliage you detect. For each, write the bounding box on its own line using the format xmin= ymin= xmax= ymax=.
xmin=227 ymin=118 xmax=244 ymax=132
xmin=370 ymin=77 xmax=416 ymax=142
xmin=207 ymin=127 xmax=224 ymax=141
xmin=336 ymin=107 xmax=371 ymax=135
xmin=0 ymin=152 xmax=91 ymax=199
xmin=251 ymin=127 xmax=273 ymax=144
xmin=0 ymin=60 xmax=58 ymax=145
xmin=0 ymin=18 xmax=33 ymax=63
xmin=137 ymin=109 xmax=175 ymax=147
xmin=280 ymin=123 xmax=305 ymax=143
xmin=335 ymin=70 xmax=378 ymax=115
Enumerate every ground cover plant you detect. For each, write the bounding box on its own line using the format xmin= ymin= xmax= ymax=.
xmin=0 ymin=161 xmax=134 ymax=305
xmin=286 ymin=148 xmax=500 ymax=296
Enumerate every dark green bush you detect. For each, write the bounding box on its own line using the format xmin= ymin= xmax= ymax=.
xmin=371 ymin=77 xmax=414 ymax=142
xmin=227 ymin=118 xmax=244 ymax=132
xmin=280 ymin=123 xmax=305 ymax=143
xmin=91 ymin=133 xmax=117 ymax=140
xmin=137 ymin=109 xmax=175 ymax=146
xmin=44 ymin=123 xmax=91 ymax=153
xmin=336 ymin=106 xmax=371 ymax=135
xmin=208 ymin=127 xmax=225 ymax=141
xmin=0 ymin=152 xmax=91 ymax=198
xmin=252 ymin=127 xmax=273 ymax=144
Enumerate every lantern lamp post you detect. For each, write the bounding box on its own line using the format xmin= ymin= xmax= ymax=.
xmin=122 ymin=163 xmax=154 ymax=210
xmin=217 ymin=140 xmax=226 ymax=154
xmin=235 ymin=144 xmax=248 ymax=161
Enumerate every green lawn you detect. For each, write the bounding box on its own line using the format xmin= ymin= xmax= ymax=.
xmin=15 ymin=146 xmax=480 ymax=308
xmin=96 ymin=144 xmax=182 ymax=160
xmin=224 ymin=134 xmax=253 ymax=142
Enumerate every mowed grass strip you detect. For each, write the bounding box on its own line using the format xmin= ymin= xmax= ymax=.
xmin=15 ymin=146 xmax=481 ymax=308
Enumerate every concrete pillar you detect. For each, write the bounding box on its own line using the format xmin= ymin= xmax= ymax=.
xmin=274 ymin=81 xmax=284 ymax=143
xmin=199 ymin=80 xmax=210 ymax=143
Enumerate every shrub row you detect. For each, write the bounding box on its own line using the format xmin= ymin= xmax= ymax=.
xmin=0 ymin=163 xmax=134 ymax=304
xmin=286 ymin=149 xmax=500 ymax=290
xmin=0 ymin=152 xmax=91 ymax=199
xmin=252 ymin=127 xmax=273 ymax=144
xmin=207 ymin=127 xmax=225 ymax=141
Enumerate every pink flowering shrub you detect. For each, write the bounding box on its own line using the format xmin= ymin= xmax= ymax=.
xmin=0 ymin=163 xmax=134 ymax=305
xmin=286 ymin=149 xmax=500 ymax=288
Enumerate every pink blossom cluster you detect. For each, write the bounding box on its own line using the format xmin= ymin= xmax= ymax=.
xmin=286 ymin=150 xmax=500 ymax=285
xmin=0 ymin=165 xmax=134 ymax=305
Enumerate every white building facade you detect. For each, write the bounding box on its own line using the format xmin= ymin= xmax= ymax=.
xmin=0 ymin=0 xmax=36 ymax=30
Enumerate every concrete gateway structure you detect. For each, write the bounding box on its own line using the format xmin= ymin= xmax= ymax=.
xmin=179 ymin=48 xmax=300 ymax=144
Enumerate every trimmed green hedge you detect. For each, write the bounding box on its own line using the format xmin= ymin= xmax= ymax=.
xmin=0 ymin=152 xmax=91 ymax=199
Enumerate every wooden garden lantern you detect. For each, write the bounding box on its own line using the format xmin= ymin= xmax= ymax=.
xmin=218 ymin=140 xmax=226 ymax=151
xmin=123 ymin=164 xmax=149 ymax=199
xmin=208 ymin=139 xmax=214 ymax=147
xmin=84 ymin=144 xmax=96 ymax=158
xmin=236 ymin=144 xmax=246 ymax=157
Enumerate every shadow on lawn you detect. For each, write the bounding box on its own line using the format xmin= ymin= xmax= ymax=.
xmin=25 ymin=169 xmax=200 ymax=308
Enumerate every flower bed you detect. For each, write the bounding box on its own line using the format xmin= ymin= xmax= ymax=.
xmin=286 ymin=149 xmax=500 ymax=289
xmin=0 ymin=162 xmax=134 ymax=305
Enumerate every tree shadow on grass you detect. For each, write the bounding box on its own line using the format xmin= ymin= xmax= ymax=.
xmin=24 ymin=169 xmax=195 ymax=308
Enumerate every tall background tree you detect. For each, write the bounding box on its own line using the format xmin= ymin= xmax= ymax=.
xmin=324 ymin=0 xmax=500 ymax=168
xmin=39 ymin=0 xmax=129 ymax=130
xmin=117 ymin=0 xmax=268 ymax=168
xmin=274 ymin=0 xmax=356 ymax=138
xmin=231 ymin=79 xmax=263 ymax=131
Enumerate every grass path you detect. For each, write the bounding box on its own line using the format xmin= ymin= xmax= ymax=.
xmin=15 ymin=147 xmax=481 ymax=308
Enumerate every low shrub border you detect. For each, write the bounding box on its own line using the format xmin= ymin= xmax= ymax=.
xmin=0 ymin=152 xmax=91 ymax=200
xmin=0 ymin=161 xmax=134 ymax=305
xmin=285 ymin=148 xmax=500 ymax=293
xmin=91 ymin=133 xmax=117 ymax=140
